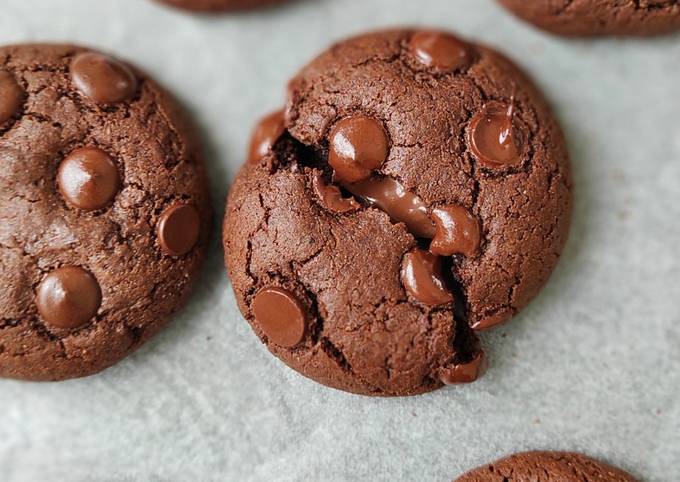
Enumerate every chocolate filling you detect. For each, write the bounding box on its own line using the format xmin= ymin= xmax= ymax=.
xmin=270 ymin=132 xmax=484 ymax=375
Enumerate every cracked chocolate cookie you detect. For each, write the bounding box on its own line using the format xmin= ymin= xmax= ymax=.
xmin=223 ymin=29 xmax=572 ymax=396
xmin=498 ymin=0 xmax=680 ymax=36
xmin=0 ymin=44 xmax=210 ymax=381
xmin=155 ymin=0 xmax=286 ymax=12
xmin=455 ymin=451 xmax=638 ymax=481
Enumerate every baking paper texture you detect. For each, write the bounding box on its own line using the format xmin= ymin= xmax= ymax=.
xmin=1 ymin=0 xmax=678 ymax=480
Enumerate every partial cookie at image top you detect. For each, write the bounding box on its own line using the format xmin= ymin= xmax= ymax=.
xmin=154 ymin=0 xmax=288 ymax=12
xmin=223 ymin=28 xmax=573 ymax=397
xmin=497 ymin=0 xmax=680 ymax=36
xmin=455 ymin=451 xmax=639 ymax=481
xmin=0 ymin=44 xmax=211 ymax=381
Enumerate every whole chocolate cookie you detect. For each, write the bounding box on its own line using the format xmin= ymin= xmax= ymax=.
xmin=223 ymin=29 xmax=572 ymax=396
xmin=498 ymin=0 xmax=680 ymax=36
xmin=0 ymin=44 xmax=210 ymax=381
xmin=155 ymin=0 xmax=286 ymax=12
xmin=456 ymin=451 xmax=638 ymax=481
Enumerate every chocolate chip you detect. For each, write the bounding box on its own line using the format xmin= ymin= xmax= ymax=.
xmin=0 ymin=70 xmax=23 ymax=125
xmin=430 ymin=205 xmax=480 ymax=257
xmin=36 ymin=266 xmax=102 ymax=330
xmin=400 ymin=248 xmax=453 ymax=306
xmin=469 ymin=100 xmax=522 ymax=167
xmin=470 ymin=308 xmax=514 ymax=331
xmin=439 ymin=352 xmax=488 ymax=384
xmin=328 ymin=115 xmax=389 ymax=183
xmin=70 ymin=52 xmax=137 ymax=105
xmin=344 ymin=176 xmax=435 ymax=238
xmin=248 ymin=110 xmax=286 ymax=164
xmin=57 ymin=148 xmax=120 ymax=211
xmin=251 ymin=287 xmax=307 ymax=347
xmin=409 ymin=30 xmax=473 ymax=71
xmin=312 ymin=171 xmax=360 ymax=213
xmin=157 ymin=203 xmax=201 ymax=256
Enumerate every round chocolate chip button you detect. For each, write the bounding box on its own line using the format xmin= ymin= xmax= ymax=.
xmin=0 ymin=70 xmax=24 ymax=124
xmin=157 ymin=203 xmax=201 ymax=256
xmin=469 ymin=101 xmax=522 ymax=167
xmin=409 ymin=30 xmax=473 ymax=71
xmin=328 ymin=115 xmax=389 ymax=183
xmin=248 ymin=110 xmax=286 ymax=164
xmin=252 ymin=287 xmax=307 ymax=347
xmin=57 ymin=148 xmax=120 ymax=210
xmin=400 ymin=248 xmax=453 ymax=306
xmin=36 ymin=266 xmax=102 ymax=330
xmin=430 ymin=205 xmax=481 ymax=257
xmin=70 ymin=52 xmax=137 ymax=105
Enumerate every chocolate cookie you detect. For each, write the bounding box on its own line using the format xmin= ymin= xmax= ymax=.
xmin=155 ymin=0 xmax=286 ymax=12
xmin=455 ymin=451 xmax=638 ymax=481
xmin=498 ymin=0 xmax=680 ymax=36
xmin=223 ymin=29 xmax=572 ymax=396
xmin=0 ymin=44 xmax=210 ymax=381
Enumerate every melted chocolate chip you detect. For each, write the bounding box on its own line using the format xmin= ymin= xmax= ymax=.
xmin=400 ymin=248 xmax=453 ymax=306
xmin=312 ymin=171 xmax=360 ymax=213
xmin=471 ymin=308 xmax=513 ymax=331
xmin=430 ymin=205 xmax=480 ymax=257
xmin=36 ymin=266 xmax=102 ymax=330
xmin=344 ymin=176 xmax=435 ymax=238
xmin=251 ymin=287 xmax=307 ymax=347
xmin=0 ymin=70 xmax=24 ymax=125
xmin=328 ymin=115 xmax=389 ymax=183
xmin=157 ymin=203 xmax=201 ymax=256
xmin=469 ymin=100 xmax=522 ymax=167
xmin=409 ymin=30 xmax=474 ymax=71
xmin=248 ymin=109 xmax=286 ymax=164
xmin=439 ymin=352 xmax=488 ymax=384
xmin=57 ymin=148 xmax=120 ymax=211
xmin=70 ymin=52 xmax=137 ymax=105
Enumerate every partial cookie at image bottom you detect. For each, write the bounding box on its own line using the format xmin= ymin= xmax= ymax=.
xmin=455 ymin=451 xmax=639 ymax=481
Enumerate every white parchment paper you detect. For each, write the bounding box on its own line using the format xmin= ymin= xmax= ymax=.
xmin=1 ymin=0 xmax=679 ymax=480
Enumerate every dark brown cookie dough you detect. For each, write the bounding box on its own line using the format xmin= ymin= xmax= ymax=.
xmin=455 ymin=451 xmax=638 ymax=481
xmin=155 ymin=0 xmax=286 ymax=12
xmin=498 ymin=0 xmax=680 ymax=36
xmin=223 ymin=29 xmax=572 ymax=396
xmin=0 ymin=44 xmax=210 ymax=381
